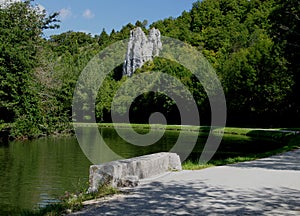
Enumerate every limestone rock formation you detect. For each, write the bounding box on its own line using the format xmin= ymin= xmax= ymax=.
xmin=123 ymin=27 xmax=162 ymax=76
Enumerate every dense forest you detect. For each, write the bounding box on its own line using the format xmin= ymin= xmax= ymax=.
xmin=0 ymin=0 xmax=299 ymax=139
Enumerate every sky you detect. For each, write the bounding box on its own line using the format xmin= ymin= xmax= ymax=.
xmin=26 ymin=0 xmax=196 ymax=38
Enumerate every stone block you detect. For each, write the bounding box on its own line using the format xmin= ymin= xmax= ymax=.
xmin=88 ymin=152 xmax=181 ymax=193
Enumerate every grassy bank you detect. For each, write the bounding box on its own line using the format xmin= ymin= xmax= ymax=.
xmin=183 ymin=127 xmax=300 ymax=170
xmin=75 ymin=122 xmax=211 ymax=133
xmin=21 ymin=183 xmax=120 ymax=216
xmin=79 ymin=123 xmax=299 ymax=135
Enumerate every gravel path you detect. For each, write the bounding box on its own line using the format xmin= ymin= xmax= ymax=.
xmin=70 ymin=148 xmax=300 ymax=215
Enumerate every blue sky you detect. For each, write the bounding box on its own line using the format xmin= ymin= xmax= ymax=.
xmin=34 ymin=0 xmax=195 ymax=37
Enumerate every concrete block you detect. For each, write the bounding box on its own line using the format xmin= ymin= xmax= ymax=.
xmin=88 ymin=152 xmax=182 ymax=193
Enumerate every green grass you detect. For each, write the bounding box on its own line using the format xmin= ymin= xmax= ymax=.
xmin=75 ymin=122 xmax=212 ymax=133
xmin=183 ymin=132 xmax=300 ymax=170
xmin=182 ymin=160 xmax=215 ymax=170
xmin=220 ymin=127 xmax=254 ymax=135
xmin=182 ymin=156 xmax=259 ymax=170
xmin=20 ymin=183 xmax=120 ymax=216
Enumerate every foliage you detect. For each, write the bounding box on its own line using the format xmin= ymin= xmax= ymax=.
xmin=269 ymin=0 xmax=300 ymax=122
xmin=151 ymin=0 xmax=295 ymax=126
xmin=0 ymin=0 xmax=299 ymax=138
xmin=0 ymin=0 xmax=60 ymax=138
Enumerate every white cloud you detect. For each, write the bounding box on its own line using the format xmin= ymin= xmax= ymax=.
xmin=83 ymin=9 xmax=94 ymax=19
xmin=59 ymin=8 xmax=72 ymax=19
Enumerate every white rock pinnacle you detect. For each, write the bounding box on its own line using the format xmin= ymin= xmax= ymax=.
xmin=123 ymin=27 xmax=162 ymax=76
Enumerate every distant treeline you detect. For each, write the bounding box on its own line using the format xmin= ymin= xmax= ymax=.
xmin=0 ymin=0 xmax=299 ymax=139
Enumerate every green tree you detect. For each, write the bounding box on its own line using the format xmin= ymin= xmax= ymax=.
xmin=269 ymin=0 xmax=300 ymax=122
xmin=0 ymin=0 xmax=59 ymax=138
xmin=50 ymin=31 xmax=95 ymax=55
xmin=148 ymin=0 xmax=296 ymax=126
xmin=98 ymin=28 xmax=110 ymax=47
xmin=22 ymin=0 xmax=297 ymax=129
xmin=222 ymin=36 xmax=292 ymax=125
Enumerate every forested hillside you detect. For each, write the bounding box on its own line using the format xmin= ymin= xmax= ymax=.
xmin=0 ymin=0 xmax=299 ymax=139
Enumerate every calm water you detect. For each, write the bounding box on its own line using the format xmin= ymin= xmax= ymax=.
xmin=0 ymin=137 xmax=91 ymax=215
xmin=0 ymin=127 xmax=283 ymax=215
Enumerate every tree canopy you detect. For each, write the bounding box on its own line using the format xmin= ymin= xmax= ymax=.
xmin=0 ymin=0 xmax=299 ymax=138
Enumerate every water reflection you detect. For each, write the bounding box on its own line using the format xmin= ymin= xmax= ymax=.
xmin=0 ymin=137 xmax=91 ymax=215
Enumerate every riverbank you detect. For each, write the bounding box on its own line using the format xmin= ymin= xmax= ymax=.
xmin=19 ymin=125 xmax=300 ymax=215
xmin=183 ymin=129 xmax=300 ymax=169
xmin=20 ymin=183 xmax=120 ymax=216
xmin=3 ymin=121 xmax=299 ymax=141
xmin=0 ymin=122 xmax=73 ymax=141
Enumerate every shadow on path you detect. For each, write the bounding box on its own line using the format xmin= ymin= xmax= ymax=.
xmin=72 ymin=149 xmax=300 ymax=215
xmin=74 ymin=180 xmax=300 ymax=215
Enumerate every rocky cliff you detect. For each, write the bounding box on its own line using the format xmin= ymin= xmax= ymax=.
xmin=123 ymin=27 xmax=162 ymax=76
